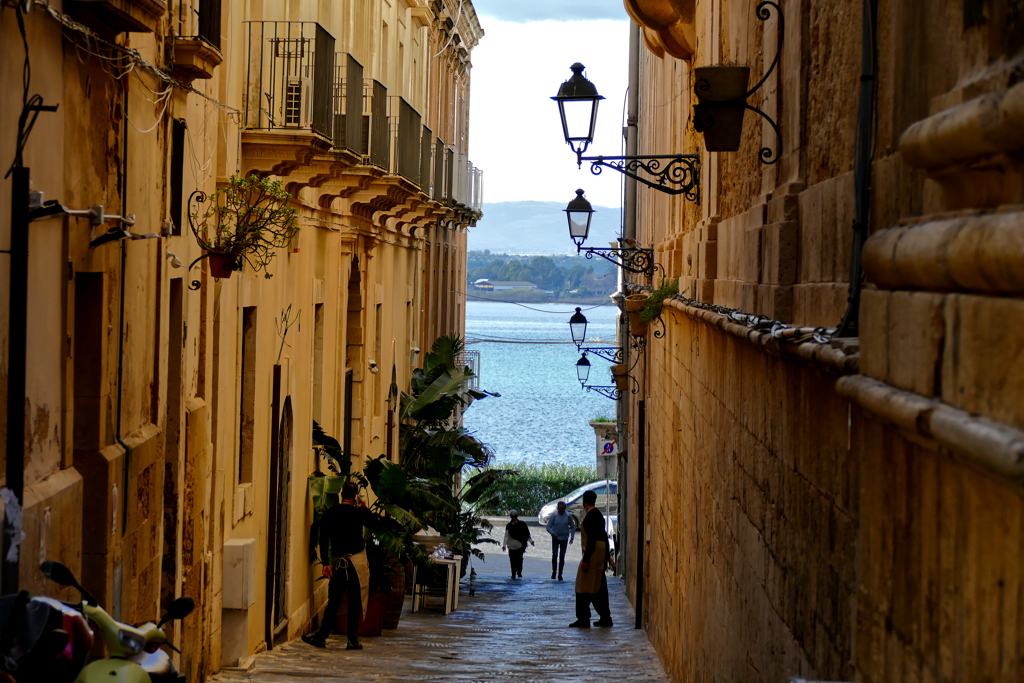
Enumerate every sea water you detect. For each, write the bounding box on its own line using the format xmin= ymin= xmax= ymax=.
xmin=462 ymin=300 xmax=619 ymax=468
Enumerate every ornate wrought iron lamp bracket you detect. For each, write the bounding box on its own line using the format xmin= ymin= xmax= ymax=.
xmin=579 ymin=346 xmax=625 ymax=364
xmin=576 ymin=152 xmax=701 ymax=202
xmin=579 ymin=245 xmax=665 ymax=280
xmin=584 ymin=385 xmax=621 ymax=400
xmin=185 ymin=189 xmax=242 ymax=290
xmin=693 ymin=1 xmax=785 ymax=165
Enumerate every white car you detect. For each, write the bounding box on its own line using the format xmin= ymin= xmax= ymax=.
xmin=537 ymin=480 xmax=618 ymax=528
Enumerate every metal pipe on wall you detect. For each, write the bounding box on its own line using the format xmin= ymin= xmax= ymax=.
xmin=2 ymin=167 xmax=31 ymax=594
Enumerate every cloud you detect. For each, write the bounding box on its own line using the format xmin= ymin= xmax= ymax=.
xmin=469 ymin=18 xmax=631 ymax=207
xmin=471 ymin=0 xmax=628 ymax=23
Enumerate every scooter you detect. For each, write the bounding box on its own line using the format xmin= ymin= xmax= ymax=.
xmin=40 ymin=561 xmax=195 ymax=683
xmin=0 ymin=587 xmax=92 ymax=682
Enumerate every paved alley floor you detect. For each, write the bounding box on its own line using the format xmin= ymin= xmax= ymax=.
xmin=212 ymin=569 xmax=669 ymax=682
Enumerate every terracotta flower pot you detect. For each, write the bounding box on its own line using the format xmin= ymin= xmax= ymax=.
xmin=624 ymin=294 xmax=648 ymax=313
xmin=382 ymin=557 xmax=406 ymax=629
xmin=207 ymin=252 xmax=240 ymax=279
xmin=693 ymin=66 xmax=751 ymax=152
xmin=628 ymin=312 xmax=648 ymax=336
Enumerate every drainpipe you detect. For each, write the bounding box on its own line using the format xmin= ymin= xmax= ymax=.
xmin=2 ymin=167 xmax=30 ymax=594
xmin=633 ymin=399 xmax=645 ymax=630
xmin=117 ymin=86 xmax=132 ymax=539
xmin=617 ymin=16 xmax=641 ymax=597
xmin=835 ymin=0 xmax=877 ymax=338
xmin=624 ymin=20 xmax=640 ymax=243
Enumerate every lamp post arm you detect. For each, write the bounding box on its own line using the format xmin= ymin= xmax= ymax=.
xmin=579 ymin=153 xmax=701 ymax=202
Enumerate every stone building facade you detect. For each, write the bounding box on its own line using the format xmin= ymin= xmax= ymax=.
xmin=0 ymin=0 xmax=481 ymax=677
xmin=618 ymin=1 xmax=1024 ymax=681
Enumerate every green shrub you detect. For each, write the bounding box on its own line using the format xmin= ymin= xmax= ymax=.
xmin=640 ymin=278 xmax=679 ymax=323
xmin=473 ymin=461 xmax=597 ymax=516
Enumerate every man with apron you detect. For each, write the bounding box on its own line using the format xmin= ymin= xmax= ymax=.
xmin=303 ymin=479 xmax=373 ymax=650
xmin=570 ymin=489 xmax=613 ymax=628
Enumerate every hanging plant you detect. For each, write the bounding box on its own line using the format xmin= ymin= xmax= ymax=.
xmin=188 ymin=174 xmax=298 ymax=279
xmin=640 ymin=278 xmax=679 ymax=323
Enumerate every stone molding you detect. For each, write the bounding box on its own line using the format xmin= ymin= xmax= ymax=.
xmin=664 ymin=298 xmax=859 ymax=374
xmin=862 ymin=208 xmax=1024 ymax=294
xmin=900 ymin=79 xmax=1024 ymax=209
xmin=837 ymin=374 xmax=1024 ymax=486
xmin=623 ymin=0 xmax=696 ymax=60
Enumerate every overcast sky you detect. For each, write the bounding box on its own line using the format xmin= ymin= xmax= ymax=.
xmin=468 ymin=2 xmax=630 ymax=207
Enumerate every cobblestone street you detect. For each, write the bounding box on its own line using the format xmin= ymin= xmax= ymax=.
xmin=212 ymin=560 xmax=668 ymax=683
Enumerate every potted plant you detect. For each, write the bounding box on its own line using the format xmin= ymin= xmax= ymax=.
xmin=189 ymin=174 xmax=298 ymax=279
xmin=624 ymin=293 xmax=649 ymax=335
xmin=693 ymin=65 xmax=751 ymax=151
xmin=640 ymin=278 xmax=679 ymax=324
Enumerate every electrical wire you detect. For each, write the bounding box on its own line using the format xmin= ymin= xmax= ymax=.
xmin=463 ymin=292 xmax=613 ymax=313
xmin=34 ymin=0 xmax=243 ymax=119
xmin=433 ymin=0 xmax=464 ymax=58
xmin=4 ymin=4 xmax=41 ymax=178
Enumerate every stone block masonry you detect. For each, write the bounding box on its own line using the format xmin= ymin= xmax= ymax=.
xmin=630 ymin=304 xmax=859 ymax=683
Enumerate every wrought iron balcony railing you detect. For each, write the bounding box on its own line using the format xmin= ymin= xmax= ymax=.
xmin=243 ymin=21 xmax=335 ymax=141
xmin=387 ymin=96 xmax=424 ymax=186
xmin=176 ymin=0 xmax=221 ymax=50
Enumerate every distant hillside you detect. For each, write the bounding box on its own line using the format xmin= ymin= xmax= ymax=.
xmin=468 ymin=201 xmax=622 ymax=255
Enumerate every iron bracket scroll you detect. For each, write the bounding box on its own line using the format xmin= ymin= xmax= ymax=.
xmin=185 ymin=189 xmax=242 ymax=290
xmin=580 ymin=246 xmax=665 ymax=280
xmin=693 ymin=1 xmax=784 ymax=165
xmin=579 ymin=346 xmax=625 ymax=364
xmin=584 ymin=385 xmax=622 ymax=401
xmin=577 ymin=153 xmax=701 ymax=202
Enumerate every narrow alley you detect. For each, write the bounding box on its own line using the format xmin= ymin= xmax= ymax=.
xmin=213 ymin=565 xmax=668 ymax=683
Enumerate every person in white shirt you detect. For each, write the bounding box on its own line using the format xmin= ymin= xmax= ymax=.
xmin=545 ymin=501 xmax=576 ymax=580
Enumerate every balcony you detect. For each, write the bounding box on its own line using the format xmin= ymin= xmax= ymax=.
xmin=387 ymin=96 xmax=425 ymax=186
xmin=170 ymin=0 xmax=222 ymax=82
xmin=243 ymin=21 xmax=336 ymax=143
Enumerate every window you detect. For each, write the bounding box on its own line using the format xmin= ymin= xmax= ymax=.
xmin=169 ymin=119 xmax=185 ymax=235
xmin=239 ymin=307 xmax=257 ymax=482
xmin=312 ymin=304 xmax=324 ymax=424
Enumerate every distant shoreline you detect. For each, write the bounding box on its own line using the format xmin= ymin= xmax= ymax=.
xmin=466 ymin=290 xmax=615 ymax=306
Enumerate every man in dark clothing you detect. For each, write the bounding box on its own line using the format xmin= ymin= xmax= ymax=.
xmin=570 ymin=490 xmax=613 ymax=628
xmin=501 ymin=510 xmax=534 ymax=579
xmin=303 ymin=480 xmax=375 ymax=650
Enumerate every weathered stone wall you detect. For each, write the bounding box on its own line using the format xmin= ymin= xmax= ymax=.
xmin=853 ymin=410 xmax=1024 ymax=682
xmin=627 ymin=302 xmax=858 ymax=682
xmin=626 ymin=2 xmax=1024 ymax=681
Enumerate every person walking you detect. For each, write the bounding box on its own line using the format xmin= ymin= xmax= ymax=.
xmin=502 ymin=510 xmax=534 ymax=579
xmin=545 ymin=501 xmax=575 ymax=580
xmin=570 ymin=490 xmax=613 ymax=628
xmin=303 ymin=480 xmax=374 ymax=650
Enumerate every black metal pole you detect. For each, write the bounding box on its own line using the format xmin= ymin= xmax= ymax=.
xmin=633 ymin=399 xmax=645 ymax=629
xmin=836 ymin=0 xmax=877 ymax=337
xmin=3 ymin=167 xmax=30 ymax=594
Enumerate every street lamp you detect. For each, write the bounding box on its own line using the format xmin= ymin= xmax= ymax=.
xmin=576 ymin=353 xmax=591 ymax=385
xmin=551 ymin=63 xmax=604 ymax=158
xmin=553 ymin=63 xmax=701 ymax=202
xmin=569 ymin=307 xmax=588 ymax=349
xmin=564 ymin=189 xmax=594 ymax=248
xmin=562 ymin=190 xmax=661 ymax=279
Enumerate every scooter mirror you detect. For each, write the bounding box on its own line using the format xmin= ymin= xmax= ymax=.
xmin=158 ymin=596 xmax=195 ymax=628
xmin=40 ymin=561 xmax=99 ymax=606
xmin=40 ymin=561 xmax=78 ymax=588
